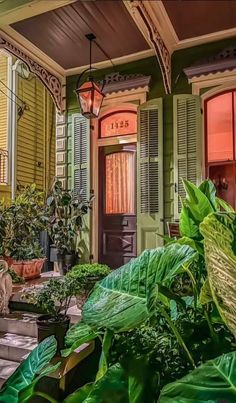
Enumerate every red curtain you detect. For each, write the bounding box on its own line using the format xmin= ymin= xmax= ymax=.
xmin=105 ymin=152 xmax=135 ymax=214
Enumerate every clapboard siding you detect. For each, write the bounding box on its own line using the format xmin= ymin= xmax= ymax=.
xmin=17 ymin=74 xmax=56 ymax=192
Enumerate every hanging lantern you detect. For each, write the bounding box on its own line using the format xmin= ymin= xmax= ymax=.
xmin=75 ymin=33 xmax=105 ymax=119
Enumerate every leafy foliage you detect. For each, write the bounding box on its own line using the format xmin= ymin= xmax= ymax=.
xmin=8 ymin=267 xmax=25 ymax=284
xmin=0 ymin=336 xmax=57 ymax=402
xmin=47 ymin=180 xmax=93 ymax=254
xmin=200 ymin=212 xmax=236 ymax=337
xmin=158 ymin=351 xmax=236 ymax=402
xmin=80 ymin=244 xmax=196 ymax=332
xmin=4 ymin=179 xmax=236 ymax=403
xmin=22 ymin=277 xmax=79 ymax=320
xmin=0 ymin=184 xmax=47 ymax=261
xmin=66 ymin=263 xmax=111 ymax=294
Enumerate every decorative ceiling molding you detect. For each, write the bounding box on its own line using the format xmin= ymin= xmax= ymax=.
xmin=124 ymin=1 xmax=171 ymax=94
xmin=184 ymin=47 xmax=236 ymax=79
xmin=0 ymin=33 xmax=64 ymax=113
xmin=97 ymin=72 xmax=151 ymax=95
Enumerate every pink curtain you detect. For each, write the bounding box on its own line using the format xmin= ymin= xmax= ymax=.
xmin=105 ymin=152 xmax=135 ymax=214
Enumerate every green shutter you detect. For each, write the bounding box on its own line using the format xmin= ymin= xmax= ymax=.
xmin=173 ymin=94 xmax=202 ymax=219
xmin=137 ymin=98 xmax=164 ymax=253
xmin=72 ymin=113 xmax=90 ymax=262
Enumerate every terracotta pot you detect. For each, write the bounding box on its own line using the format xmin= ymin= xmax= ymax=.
xmin=22 ymin=258 xmax=46 ymax=280
xmin=10 ymin=258 xmax=46 ymax=280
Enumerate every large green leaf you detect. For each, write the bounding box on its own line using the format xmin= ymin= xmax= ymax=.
xmin=198 ymin=180 xmax=217 ymax=210
xmin=63 ymin=364 xmax=128 ymax=403
xmin=200 ymin=212 xmax=236 ymax=336
xmin=179 ymin=203 xmax=201 ymax=240
xmin=183 ymin=179 xmax=214 ymax=223
xmin=158 ymin=351 xmax=236 ymax=402
xmin=82 ymin=244 xmax=197 ymax=332
xmin=0 ymin=336 xmax=57 ymax=403
xmin=62 ymin=321 xmax=97 ymax=357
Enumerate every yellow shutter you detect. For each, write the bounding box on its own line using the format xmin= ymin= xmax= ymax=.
xmin=0 ymin=53 xmax=8 ymax=151
xmin=17 ymin=73 xmax=56 ymax=192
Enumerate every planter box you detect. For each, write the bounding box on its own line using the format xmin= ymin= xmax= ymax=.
xmin=4 ymin=257 xmax=46 ymax=280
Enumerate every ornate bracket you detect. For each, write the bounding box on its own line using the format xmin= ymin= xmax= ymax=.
xmin=127 ymin=1 xmax=171 ymax=94
xmin=97 ymin=72 xmax=151 ymax=94
xmin=0 ymin=34 xmax=64 ymax=113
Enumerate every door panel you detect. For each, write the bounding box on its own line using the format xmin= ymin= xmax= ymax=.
xmin=99 ymin=144 xmax=136 ymax=268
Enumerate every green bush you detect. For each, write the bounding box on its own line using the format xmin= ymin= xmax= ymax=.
xmin=66 ymin=263 xmax=111 ymax=294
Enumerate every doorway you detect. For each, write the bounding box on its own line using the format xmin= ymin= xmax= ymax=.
xmin=98 ymin=144 xmax=137 ymax=268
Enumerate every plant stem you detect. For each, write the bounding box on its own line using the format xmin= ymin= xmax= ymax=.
xmin=159 ymin=305 xmax=196 ymax=368
xmin=31 ymin=391 xmax=58 ymax=403
xmin=204 ymin=308 xmax=219 ymax=345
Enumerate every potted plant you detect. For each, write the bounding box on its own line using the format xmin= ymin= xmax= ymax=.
xmin=65 ymin=263 xmax=111 ymax=309
xmin=47 ymin=181 xmax=93 ymax=275
xmin=2 ymin=185 xmax=48 ymax=280
xmin=22 ymin=276 xmax=76 ymax=351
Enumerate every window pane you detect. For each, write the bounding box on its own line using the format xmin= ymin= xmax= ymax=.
xmin=207 ymin=92 xmax=233 ymax=162
xmin=105 ymin=152 xmax=135 ymax=214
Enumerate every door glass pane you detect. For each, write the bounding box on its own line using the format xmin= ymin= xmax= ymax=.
xmin=105 ymin=152 xmax=135 ymax=214
xmin=207 ymin=92 xmax=233 ymax=162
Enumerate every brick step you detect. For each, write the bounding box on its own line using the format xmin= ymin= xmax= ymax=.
xmin=0 ymin=332 xmax=37 ymax=362
xmin=0 ymin=358 xmax=20 ymax=389
xmin=0 ymin=312 xmax=38 ymax=338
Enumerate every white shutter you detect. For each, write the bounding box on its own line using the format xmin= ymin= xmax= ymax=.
xmin=137 ymin=98 xmax=163 ymax=253
xmin=173 ymin=94 xmax=202 ymax=218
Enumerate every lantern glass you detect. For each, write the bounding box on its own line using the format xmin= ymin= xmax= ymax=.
xmin=76 ymin=81 xmax=104 ymax=118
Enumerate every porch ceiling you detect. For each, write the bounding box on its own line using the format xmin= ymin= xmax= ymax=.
xmin=162 ymin=0 xmax=236 ymax=41
xmin=11 ymin=0 xmax=150 ymax=70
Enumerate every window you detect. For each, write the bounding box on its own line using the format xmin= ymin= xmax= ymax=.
xmin=205 ymin=90 xmax=236 ymax=208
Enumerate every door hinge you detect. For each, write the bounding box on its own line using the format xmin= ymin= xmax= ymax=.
xmin=174 ymin=183 xmax=178 ymax=193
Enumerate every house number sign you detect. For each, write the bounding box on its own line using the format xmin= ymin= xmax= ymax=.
xmin=100 ymin=111 xmax=137 ymax=138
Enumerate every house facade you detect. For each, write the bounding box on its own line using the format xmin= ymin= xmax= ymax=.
xmin=0 ymin=0 xmax=235 ymax=266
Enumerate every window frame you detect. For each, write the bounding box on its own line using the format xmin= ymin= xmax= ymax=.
xmin=204 ymin=89 xmax=236 ymax=172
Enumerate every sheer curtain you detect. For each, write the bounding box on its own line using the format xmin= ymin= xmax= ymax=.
xmin=105 ymin=152 xmax=135 ymax=214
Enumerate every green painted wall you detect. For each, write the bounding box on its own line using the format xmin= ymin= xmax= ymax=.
xmin=172 ymin=36 xmax=236 ymax=94
xmin=66 ymin=56 xmax=165 ymax=111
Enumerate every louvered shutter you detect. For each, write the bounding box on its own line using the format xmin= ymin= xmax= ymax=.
xmin=72 ymin=113 xmax=90 ymax=262
xmin=137 ymin=98 xmax=163 ymax=253
xmin=72 ymin=114 xmax=90 ymax=201
xmin=173 ymin=94 xmax=202 ymax=218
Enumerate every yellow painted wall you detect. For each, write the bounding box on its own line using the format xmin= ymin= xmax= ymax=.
xmin=0 ymin=53 xmax=8 ymax=150
xmin=17 ymin=73 xmax=56 ymax=193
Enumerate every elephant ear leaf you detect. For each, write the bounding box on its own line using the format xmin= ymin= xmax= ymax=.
xmin=82 ymin=244 xmax=196 ymax=332
xmin=0 ymin=336 xmax=57 ymax=403
xmin=158 ymin=351 xmax=236 ymax=402
xmin=200 ymin=212 xmax=236 ymax=336
xmin=183 ymin=179 xmax=214 ymax=223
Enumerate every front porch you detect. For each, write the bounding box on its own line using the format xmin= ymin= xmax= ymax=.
xmin=0 ymin=0 xmax=236 ymax=401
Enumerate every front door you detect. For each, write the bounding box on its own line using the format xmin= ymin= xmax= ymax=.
xmin=99 ymin=144 xmax=137 ymax=268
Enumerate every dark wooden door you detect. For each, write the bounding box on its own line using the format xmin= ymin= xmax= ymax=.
xmin=99 ymin=144 xmax=137 ymax=268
